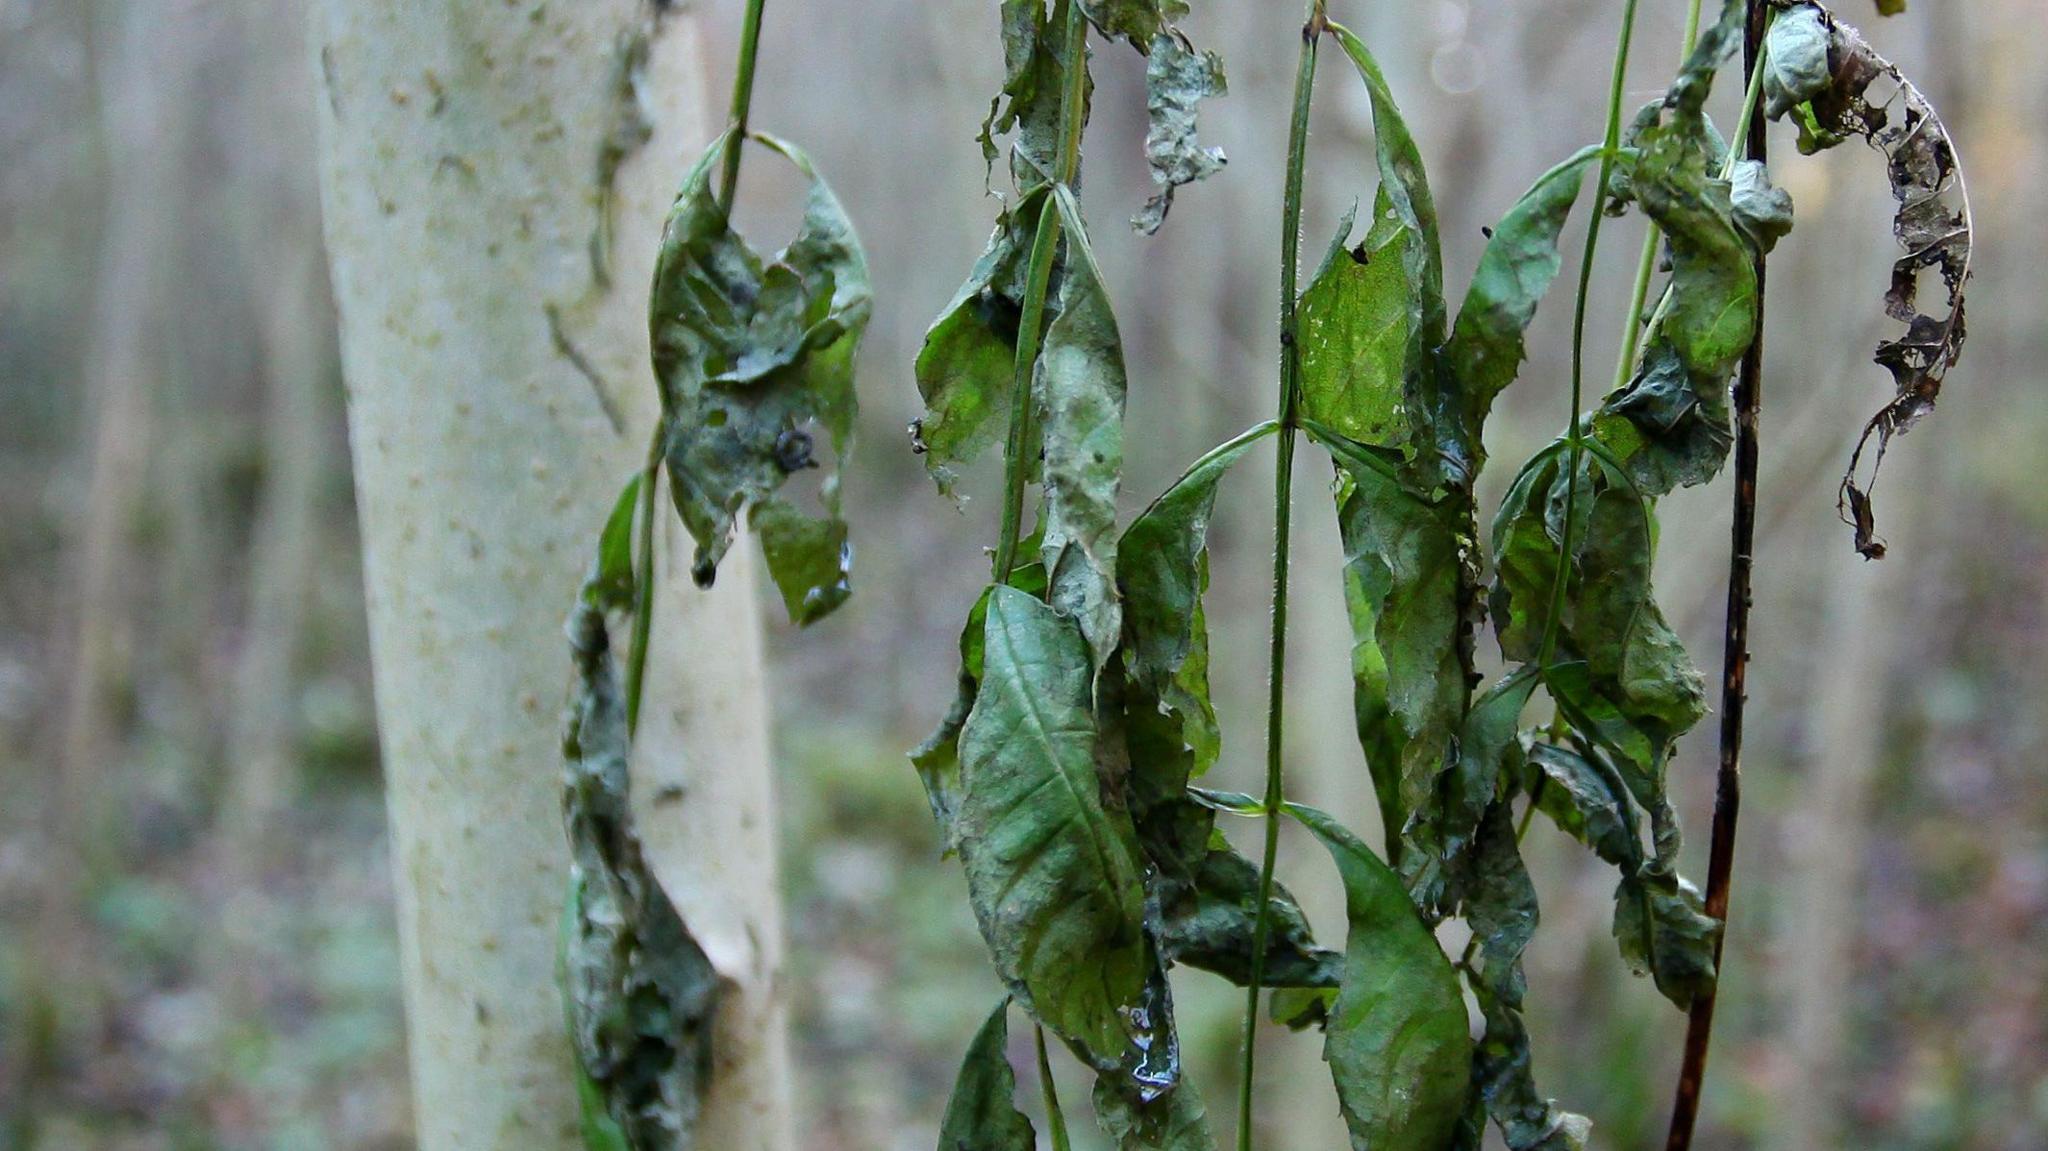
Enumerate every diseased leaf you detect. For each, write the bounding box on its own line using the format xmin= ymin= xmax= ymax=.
xmin=1527 ymin=742 xmax=1719 ymax=1008
xmin=1287 ymin=802 xmax=1472 ymax=1151
xmin=1324 ymin=21 xmax=1451 ymax=486
xmin=1040 ymin=188 xmax=1130 ymax=671
xmin=1457 ymin=802 xmax=1590 ymax=1151
xmin=1772 ymin=3 xmax=1973 ymax=558
xmin=561 ymin=599 xmax=719 ymax=1150
xmin=1761 ymin=4 xmax=1834 ymax=120
xmin=1439 ymin=146 xmax=1604 ymax=476
xmin=1596 ymin=0 xmax=1756 ymax=498
xmin=937 ymin=999 xmax=1038 ymax=1151
xmin=1078 ymin=0 xmax=1187 ymax=51
xmin=984 ymin=0 xmax=1090 ymax=187
xmin=1325 ymin=439 xmax=1468 ymax=908
xmin=1092 ymin=1070 xmax=1216 ymax=1151
xmin=956 ymin=586 xmax=1153 ymax=1074
xmin=1160 ymin=841 xmax=1342 ymax=989
xmin=1729 ymin=160 xmax=1794 ymax=256
xmin=1490 ymin=449 xmax=1707 ymax=756
xmin=1134 ymin=34 xmax=1227 ymax=235
xmin=650 ymin=131 xmax=870 ymax=623
xmin=751 ymin=498 xmax=850 ymax=626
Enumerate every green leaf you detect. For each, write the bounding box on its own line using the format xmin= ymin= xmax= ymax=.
xmin=1762 ymin=4 xmax=1834 ymax=120
xmin=1040 ymin=188 xmax=1130 ymax=671
xmin=1298 ymin=197 xmax=1413 ymax=448
xmin=1874 ymin=0 xmax=1906 ymax=13
xmin=650 ymin=131 xmax=870 ymax=624
xmin=1286 ymin=802 xmax=1472 ymax=1151
xmin=1119 ymin=424 xmax=1271 ymax=773
xmin=915 ymin=189 xmax=1047 ymax=498
xmin=1324 ymin=23 xmax=1445 ymax=346
xmin=956 ymin=586 xmax=1153 ymax=1073
xmin=750 ymin=498 xmax=850 ymax=626
xmin=1440 ymin=146 xmax=1603 ymax=475
xmin=984 ymin=0 xmax=1090 ymax=186
xmin=938 ymin=999 xmax=1039 ymax=1151
xmin=561 ymin=602 xmax=720 ymax=1150
xmin=583 ymin=474 xmax=644 ymax=612
xmin=1134 ymin=34 xmax=1227 ymax=235
xmin=1318 ymin=426 xmax=1469 ymax=901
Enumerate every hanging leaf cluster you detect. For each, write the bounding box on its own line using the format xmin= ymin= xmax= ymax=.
xmin=915 ymin=1 xmax=1972 ymax=1149
xmin=558 ymin=13 xmax=874 ymax=1146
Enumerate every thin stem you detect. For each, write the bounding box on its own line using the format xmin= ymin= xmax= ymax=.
xmin=1614 ymin=0 xmax=1706 ymax=393
xmin=718 ymin=0 xmax=769 ymax=208
xmin=1238 ymin=6 xmax=1322 ymax=1149
xmin=1034 ymin=1025 xmax=1074 ymax=1151
xmin=992 ymin=0 xmax=1090 ymax=586
xmin=623 ymin=426 xmax=665 ymax=735
xmin=1666 ymin=1 xmax=1768 ymax=1144
xmin=1537 ymin=0 xmax=1642 ymax=668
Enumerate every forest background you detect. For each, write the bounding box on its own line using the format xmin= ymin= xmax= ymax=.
xmin=0 ymin=0 xmax=2042 ymax=1148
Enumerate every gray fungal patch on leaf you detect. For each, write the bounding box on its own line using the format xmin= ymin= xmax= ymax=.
xmin=562 ymin=597 xmax=721 ymax=1150
xmin=1133 ymin=33 xmax=1227 ymax=235
xmin=1772 ymin=2 xmax=1973 ymax=558
xmin=650 ymin=129 xmax=871 ymax=625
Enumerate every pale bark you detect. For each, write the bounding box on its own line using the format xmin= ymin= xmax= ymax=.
xmin=311 ymin=3 xmax=791 ymax=1146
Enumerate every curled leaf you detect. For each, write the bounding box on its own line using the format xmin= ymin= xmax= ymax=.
xmin=1039 ymin=188 xmax=1130 ymax=671
xmin=650 ymin=131 xmax=870 ymax=624
xmin=1772 ymin=2 xmax=1973 ymax=557
xmin=1134 ymin=34 xmax=1227 ymax=235
xmin=562 ymin=595 xmax=720 ymax=1149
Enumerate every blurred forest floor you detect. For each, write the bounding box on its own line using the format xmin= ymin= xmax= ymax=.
xmin=2 ymin=1 xmax=2046 ymax=1149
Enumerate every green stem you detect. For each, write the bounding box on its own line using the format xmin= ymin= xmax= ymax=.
xmin=623 ymin=426 xmax=665 ymax=735
xmin=1536 ymin=0 xmax=1643 ymax=669
xmin=1035 ymin=1025 xmax=1074 ymax=1151
xmin=718 ymin=0 xmax=769 ymax=209
xmin=1614 ymin=0 xmax=1707 ymax=393
xmin=1238 ymin=6 xmax=1323 ymax=1149
xmin=991 ymin=0 xmax=1090 ymax=586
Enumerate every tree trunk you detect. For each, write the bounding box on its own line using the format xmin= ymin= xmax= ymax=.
xmin=310 ymin=3 xmax=793 ymax=1147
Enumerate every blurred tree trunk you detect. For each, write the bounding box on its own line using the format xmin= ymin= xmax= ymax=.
xmin=38 ymin=0 xmax=203 ymax=1046
xmin=220 ymin=0 xmax=335 ymax=876
xmin=311 ymin=3 xmax=794 ymax=1147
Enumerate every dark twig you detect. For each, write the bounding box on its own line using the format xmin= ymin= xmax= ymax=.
xmin=1665 ymin=2 xmax=1767 ymax=1146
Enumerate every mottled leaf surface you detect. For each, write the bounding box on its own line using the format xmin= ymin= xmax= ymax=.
xmin=1299 ymin=199 xmax=1414 ymax=448
xmin=1039 ymin=189 xmax=1129 ymax=670
xmin=562 ymin=573 xmax=719 ymax=1149
xmin=1092 ymin=1071 xmax=1216 ymax=1151
xmin=1288 ymin=802 xmax=1472 ymax=1151
xmin=650 ymin=132 xmax=870 ymax=623
xmin=956 ymin=587 xmax=1152 ymax=1073
xmin=1135 ymin=34 xmax=1227 ymax=235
